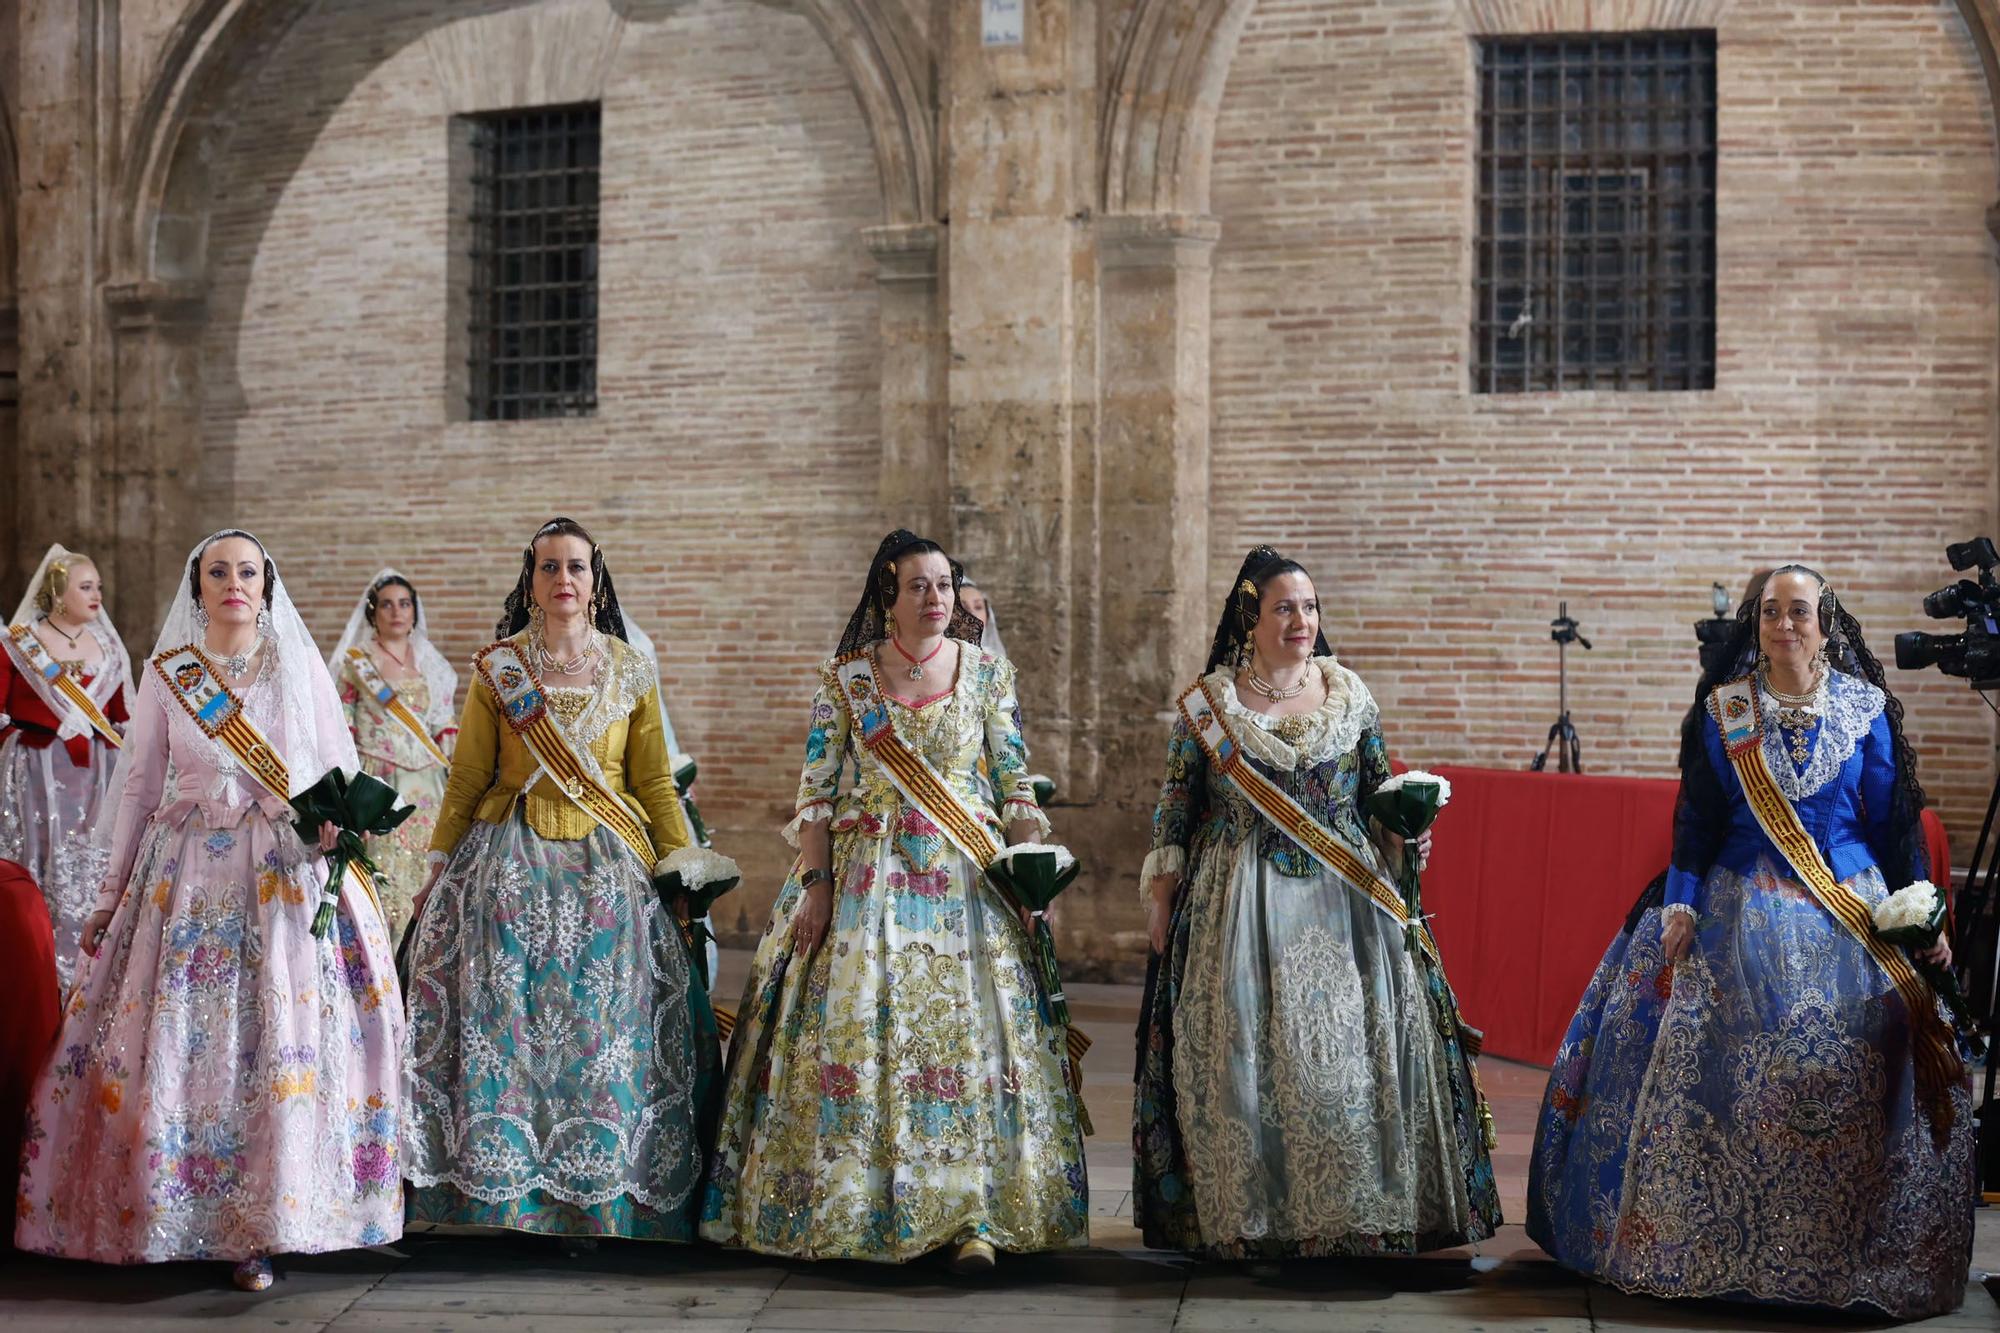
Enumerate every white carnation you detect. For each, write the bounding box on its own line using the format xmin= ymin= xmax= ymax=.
xmin=1872 ymin=881 xmax=1942 ymax=933
xmin=990 ymin=842 xmax=1077 ymax=873
xmin=1375 ymin=769 xmax=1452 ymax=807
xmin=654 ymin=846 xmax=741 ymax=892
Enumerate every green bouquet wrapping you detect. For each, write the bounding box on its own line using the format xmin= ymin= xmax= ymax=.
xmin=1871 ymin=880 xmax=1984 ymax=1056
xmin=671 ymin=751 xmax=712 ymax=848
xmin=653 ymin=845 xmax=742 ymax=990
xmin=289 ymin=768 xmax=414 ymax=939
xmin=1362 ymin=770 xmax=1452 ymax=954
xmin=1028 ymin=774 xmax=1057 ymax=809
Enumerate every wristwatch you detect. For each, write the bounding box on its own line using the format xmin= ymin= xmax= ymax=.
xmin=801 ymin=867 xmax=831 ymax=890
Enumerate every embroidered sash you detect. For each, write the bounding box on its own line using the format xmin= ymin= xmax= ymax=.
xmin=154 ymin=646 xmax=291 ymax=799
xmin=7 ymin=623 xmax=122 ymax=748
xmin=1709 ymin=676 xmax=1963 ymax=1129
xmin=1177 ymin=679 xmax=1436 ymax=960
xmin=831 ymin=653 xmax=1004 ymax=870
xmin=346 ymin=646 xmax=449 ymax=766
xmin=475 ymin=641 xmax=656 ymax=870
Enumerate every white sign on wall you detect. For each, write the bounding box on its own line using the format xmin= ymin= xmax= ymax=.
xmin=983 ymin=0 xmax=1024 ymax=47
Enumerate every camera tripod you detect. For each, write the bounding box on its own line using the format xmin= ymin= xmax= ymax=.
xmin=1949 ymin=683 xmax=2000 ymax=1190
xmin=1531 ymin=601 xmax=1592 ymax=774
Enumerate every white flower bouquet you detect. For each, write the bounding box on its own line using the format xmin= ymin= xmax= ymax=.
xmin=1364 ymin=770 xmax=1452 ymax=952
xmin=1871 ymin=880 xmax=1980 ymax=1054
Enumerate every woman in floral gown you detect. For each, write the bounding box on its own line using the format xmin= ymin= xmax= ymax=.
xmin=0 ymin=545 xmax=131 ymax=990
xmin=1134 ymin=546 xmax=1499 ymax=1259
xmin=13 ymin=530 xmax=403 ymax=1291
xmin=329 ymin=569 xmax=457 ymax=946
xmin=701 ymin=530 xmax=1088 ymax=1272
xmin=1527 ymin=565 xmax=1973 ymax=1318
xmin=402 ymin=518 xmax=720 ymax=1242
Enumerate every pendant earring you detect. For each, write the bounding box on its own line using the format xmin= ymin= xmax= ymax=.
xmin=1756 ymin=651 xmax=1771 ymax=670
xmin=529 ymin=603 xmax=546 ymax=634
xmin=256 ymin=606 xmax=273 ymax=636
xmin=888 ymin=613 xmax=899 ymax=641
xmin=193 ymin=604 xmax=210 ymax=631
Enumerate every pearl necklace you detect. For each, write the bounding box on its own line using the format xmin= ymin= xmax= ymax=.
xmin=202 ymin=635 xmax=264 ymax=680
xmin=533 ymin=628 xmax=599 ymax=677
xmin=1760 ymin=665 xmax=1825 ymax=766
xmin=1246 ymin=664 xmax=1311 ymax=701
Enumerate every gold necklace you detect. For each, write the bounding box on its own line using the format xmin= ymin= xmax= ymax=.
xmin=533 ymin=628 xmax=598 ymax=677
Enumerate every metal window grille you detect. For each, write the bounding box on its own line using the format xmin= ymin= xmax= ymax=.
xmin=1474 ymin=33 xmax=1717 ymax=393
xmin=466 ymin=104 xmax=601 ymax=420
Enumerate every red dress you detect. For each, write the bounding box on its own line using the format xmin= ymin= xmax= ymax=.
xmin=0 ymin=857 xmax=60 ymax=1253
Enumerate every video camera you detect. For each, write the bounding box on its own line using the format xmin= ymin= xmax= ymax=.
xmin=1895 ymin=538 xmax=2000 ymax=684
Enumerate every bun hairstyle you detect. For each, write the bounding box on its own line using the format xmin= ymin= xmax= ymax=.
xmin=33 ymin=553 xmax=95 ymax=616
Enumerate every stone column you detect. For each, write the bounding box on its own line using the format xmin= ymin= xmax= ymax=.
xmin=864 ymin=222 xmax=949 ymax=537
xmin=939 ymin=0 xmax=1080 ymax=780
xmin=103 ymin=281 xmax=209 ymax=649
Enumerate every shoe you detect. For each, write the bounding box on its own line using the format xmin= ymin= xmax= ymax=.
xmin=231 ymin=1257 xmax=274 ymax=1292
xmin=557 ymin=1236 xmax=599 ymax=1257
xmin=949 ymin=1238 xmax=997 ymax=1275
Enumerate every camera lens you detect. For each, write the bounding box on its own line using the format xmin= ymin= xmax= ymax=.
xmin=1896 ymin=630 xmax=1963 ymax=673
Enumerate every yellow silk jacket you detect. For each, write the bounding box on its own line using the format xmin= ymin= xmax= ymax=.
xmin=428 ymin=632 xmax=692 ymax=862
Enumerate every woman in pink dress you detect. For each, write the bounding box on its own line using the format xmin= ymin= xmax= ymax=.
xmin=12 ymin=530 xmax=404 ymax=1291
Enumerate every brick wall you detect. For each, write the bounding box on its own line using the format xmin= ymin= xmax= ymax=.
xmin=198 ymin=0 xmax=885 ymax=922
xmin=1208 ymin=0 xmax=2000 ymax=852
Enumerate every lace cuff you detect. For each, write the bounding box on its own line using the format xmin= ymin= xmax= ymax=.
xmin=426 ymin=849 xmax=449 ymax=872
xmin=783 ymin=800 xmax=834 ymax=848
xmin=1140 ymin=844 xmax=1186 ymax=899
xmin=1661 ymin=902 xmax=1697 ymax=926
xmin=1001 ymin=799 xmax=1052 ymax=841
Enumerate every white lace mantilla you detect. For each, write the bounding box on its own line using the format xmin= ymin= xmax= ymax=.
xmin=1201 ymin=657 xmax=1379 ymax=771
xmin=1757 ymin=670 xmax=1884 ymax=802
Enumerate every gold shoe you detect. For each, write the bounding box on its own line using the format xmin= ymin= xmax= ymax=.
xmin=231 ymin=1257 xmax=274 ymax=1292
xmin=949 ymin=1238 xmax=997 ymax=1275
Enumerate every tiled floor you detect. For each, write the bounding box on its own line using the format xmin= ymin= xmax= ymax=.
xmin=2 ymin=955 xmax=1994 ymax=1330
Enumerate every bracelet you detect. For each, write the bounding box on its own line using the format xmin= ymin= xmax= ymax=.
xmin=801 ymin=867 xmax=831 ymax=891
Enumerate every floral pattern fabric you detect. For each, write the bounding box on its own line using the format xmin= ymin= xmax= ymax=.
xmin=0 ymin=718 xmax=115 ymax=992
xmin=12 ymin=666 xmax=403 ymax=1263
xmin=1527 ymin=701 xmax=1974 ymax=1320
xmin=1134 ymin=660 xmax=1501 ymax=1258
xmin=402 ymin=644 xmax=717 ymax=1241
xmin=700 ymin=645 xmax=1087 ymax=1261
xmin=338 ymin=663 xmax=449 ymax=946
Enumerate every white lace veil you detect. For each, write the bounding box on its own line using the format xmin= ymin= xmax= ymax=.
xmin=963 ymin=581 xmax=1008 ymax=660
xmin=97 ymin=530 xmax=357 ymax=842
xmin=6 ymin=543 xmax=133 ymax=734
xmin=326 ymin=567 xmax=460 ymax=733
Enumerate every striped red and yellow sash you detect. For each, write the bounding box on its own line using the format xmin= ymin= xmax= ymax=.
xmin=154 ymin=645 xmax=290 ymax=800
xmin=476 ymin=640 xmax=656 ymax=870
xmin=1178 ymin=679 xmax=1438 ymax=961
xmin=1710 ymin=677 xmax=1963 ymax=1131
xmin=9 ymin=623 xmax=122 ymax=748
xmin=346 ymin=646 xmax=449 ymax=766
xmin=832 ymin=652 xmax=1005 ymax=869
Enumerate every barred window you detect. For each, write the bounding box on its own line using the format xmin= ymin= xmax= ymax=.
xmin=1474 ymin=33 xmax=1716 ymax=393
xmin=464 ymin=104 xmax=600 ymax=420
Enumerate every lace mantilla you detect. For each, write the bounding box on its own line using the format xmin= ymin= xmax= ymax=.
xmin=1201 ymin=657 xmax=1379 ymax=771
xmin=1756 ymin=670 xmax=1884 ymax=802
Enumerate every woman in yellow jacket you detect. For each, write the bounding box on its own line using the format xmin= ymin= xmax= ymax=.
xmin=401 ymin=518 xmax=722 ymax=1242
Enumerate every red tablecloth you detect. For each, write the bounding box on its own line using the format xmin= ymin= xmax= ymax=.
xmin=1419 ymin=766 xmax=1951 ymax=1066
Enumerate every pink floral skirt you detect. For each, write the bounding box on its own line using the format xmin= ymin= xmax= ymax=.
xmin=12 ymin=799 xmax=404 ymax=1263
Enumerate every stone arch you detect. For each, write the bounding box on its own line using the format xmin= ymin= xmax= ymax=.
xmin=116 ymin=0 xmax=937 ymax=288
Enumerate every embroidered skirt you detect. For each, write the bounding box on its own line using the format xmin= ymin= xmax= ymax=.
xmin=402 ymin=815 xmax=718 ymax=1239
xmin=1135 ymin=840 xmax=1500 ymax=1257
xmin=1527 ymin=857 xmax=1974 ymax=1318
xmin=0 ymin=731 xmax=114 ymax=992
xmin=353 ymin=753 xmax=445 ymax=948
xmin=700 ymin=828 xmax=1089 ymax=1261
xmin=12 ymin=800 xmax=404 ymax=1262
